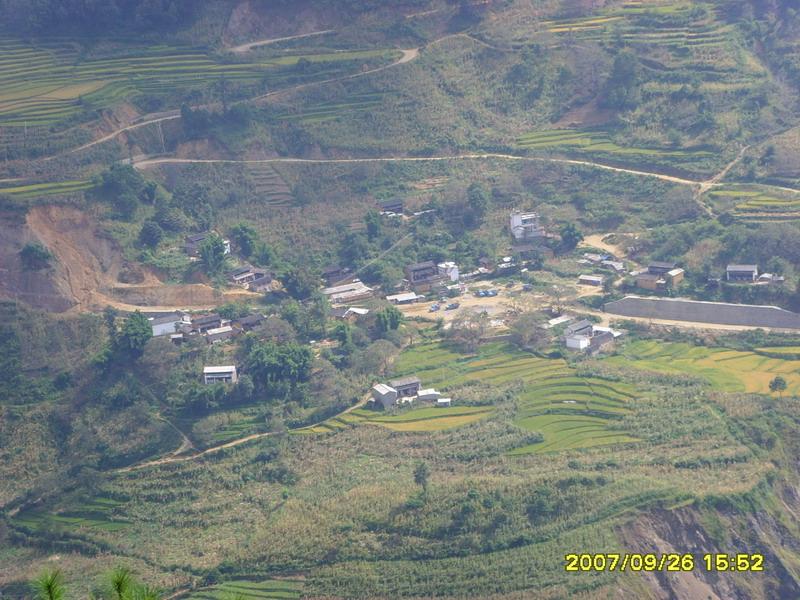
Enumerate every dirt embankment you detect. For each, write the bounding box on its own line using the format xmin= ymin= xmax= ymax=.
xmin=0 ymin=205 xmax=255 ymax=313
xmin=618 ymin=505 xmax=800 ymax=599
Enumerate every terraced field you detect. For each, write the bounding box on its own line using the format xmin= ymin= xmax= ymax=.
xmin=186 ymin=579 xmax=302 ymax=600
xmin=708 ymin=184 xmax=800 ymax=223
xmin=272 ymin=91 xmax=385 ymax=125
xmin=246 ymin=164 xmax=293 ymax=208
xmin=0 ymin=36 xmax=396 ymax=126
xmin=515 ymin=129 xmax=713 ymax=168
xmin=0 ymin=179 xmax=92 ymax=199
xmin=608 ymin=340 xmax=800 ymax=395
xmin=13 ymin=496 xmax=128 ymax=533
xmin=310 ymin=342 xmax=639 ymax=453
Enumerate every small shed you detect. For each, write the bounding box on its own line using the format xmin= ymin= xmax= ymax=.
xmin=727 ymin=264 xmax=758 ymax=282
xmin=417 ymin=389 xmax=441 ymax=401
xmin=436 ymin=398 xmax=452 ymax=407
xmin=578 ymin=274 xmax=604 ymax=286
xmin=203 ymin=366 xmax=238 ymax=384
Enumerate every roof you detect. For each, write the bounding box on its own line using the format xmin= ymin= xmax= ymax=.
xmin=372 ymin=383 xmax=396 ymax=395
xmin=386 ymin=292 xmax=419 ymax=302
xmin=329 ymin=307 xmax=350 ymax=318
xmin=605 ymin=296 xmax=800 ymax=329
xmin=186 ymin=233 xmax=210 ymax=243
xmin=636 ymin=273 xmax=663 ymax=281
xmin=229 ymin=266 xmax=254 ymax=277
xmin=406 ymin=260 xmax=436 ymax=272
xmin=203 ymin=365 xmax=236 ymax=374
xmin=649 ymin=261 xmax=676 ymax=270
xmin=667 ymin=268 xmax=685 ymax=276
xmin=149 ymin=313 xmax=183 ymax=326
xmin=347 ymin=307 xmax=370 ymax=316
xmin=589 ymin=331 xmax=615 ymax=348
xmin=566 ymin=319 xmax=593 ymax=334
xmin=727 ymin=264 xmax=758 ymax=272
xmin=390 ymin=375 xmax=421 ymax=388
xmin=206 ymin=325 xmax=233 ymax=336
xmin=235 ymin=314 xmax=264 ymax=327
xmin=192 ymin=314 xmax=221 ymax=325
xmin=322 ymin=279 xmax=369 ymax=296
xmin=578 ymin=274 xmax=604 ymax=282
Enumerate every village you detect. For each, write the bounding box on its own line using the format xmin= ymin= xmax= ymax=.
xmin=154 ymin=204 xmax=800 ymax=412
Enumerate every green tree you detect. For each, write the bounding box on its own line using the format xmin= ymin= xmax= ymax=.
xmin=116 ymin=311 xmax=152 ymax=359
xmin=376 ymin=306 xmax=403 ymax=334
xmin=110 ymin=567 xmax=132 ymax=600
xmin=32 ymin=569 xmax=64 ymax=600
xmin=282 ymin=266 xmax=319 ymax=300
xmin=559 ymin=223 xmax=584 ymax=251
xmin=466 ymin=182 xmax=491 ymax=227
xmin=364 ymin=210 xmax=382 ymax=240
xmin=246 ymin=340 xmax=313 ymax=392
xmin=138 ymin=220 xmax=163 ymax=248
xmin=199 ymin=233 xmax=227 ymax=275
xmin=414 ymin=461 xmax=430 ymax=493
xmin=230 ymin=223 xmax=259 ymax=258
xmin=19 ymin=242 xmax=53 ymax=270
xmin=769 ymin=375 xmax=787 ymax=397
xmin=602 ymin=50 xmax=640 ymax=110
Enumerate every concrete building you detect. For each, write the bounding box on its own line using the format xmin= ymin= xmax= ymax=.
xmin=371 ymin=383 xmax=398 ymax=409
xmin=205 ymin=325 xmax=235 ymax=344
xmin=647 ymin=261 xmax=677 ymax=275
xmin=565 ymin=334 xmax=591 ymax=350
xmin=149 ymin=312 xmax=191 ymax=337
xmin=417 ymin=389 xmax=441 ymax=401
xmin=386 ymin=291 xmax=423 ymax=304
xmin=510 ymin=211 xmax=546 ymax=241
xmin=405 ymin=261 xmax=447 ymax=292
xmin=192 ymin=313 xmax=222 ymax=334
xmin=203 ymin=365 xmax=238 ymax=384
xmin=322 ymin=279 xmax=374 ymax=304
xmin=185 ymin=232 xmax=231 ymax=257
xmin=437 ymin=261 xmax=460 ymax=282
xmin=436 ymin=398 xmax=452 ymax=407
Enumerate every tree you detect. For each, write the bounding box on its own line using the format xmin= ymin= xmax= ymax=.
xmin=769 ymin=375 xmax=787 ymax=397
xmin=199 ymin=233 xmax=227 ymax=275
xmin=466 ymin=182 xmax=491 ymax=227
xmin=230 ymin=223 xmax=259 ymax=258
xmin=510 ymin=312 xmax=549 ymax=351
xmin=414 ymin=461 xmax=430 ymax=493
xmin=19 ymin=242 xmax=53 ymax=270
xmin=601 ymin=50 xmax=640 ymax=110
xmin=559 ymin=223 xmax=584 ymax=251
xmin=364 ymin=210 xmax=382 ymax=240
xmin=138 ymin=220 xmax=163 ymax=248
xmin=32 ymin=569 xmax=64 ymax=600
xmin=116 ymin=311 xmax=152 ymax=359
xmin=375 ymin=306 xmax=403 ymax=334
xmin=281 ymin=266 xmax=319 ymax=300
xmin=446 ymin=309 xmax=489 ymax=353
xmin=246 ymin=340 xmax=313 ymax=394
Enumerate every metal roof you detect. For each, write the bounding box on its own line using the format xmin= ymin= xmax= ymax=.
xmin=390 ymin=376 xmax=421 ymax=387
xmin=203 ymin=366 xmax=236 ymax=374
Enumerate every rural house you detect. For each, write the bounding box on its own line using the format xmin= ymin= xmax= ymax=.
xmin=405 ymin=261 xmax=447 ymax=292
xmin=322 ymin=265 xmax=352 ymax=286
xmin=727 ymin=264 xmax=759 ymax=282
xmin=248 ymin=272 xmax=274 ymax=292
xmin=390 ymin=375 xmax=421 ymax=398
xmin=437 ymin=261 xmax=460 ymax=282
xmin=386 ymin=291 xmax=423 ymax=304
xmin=148 ymin=311 xmax=191 ymax=337
xmin=233 ymin=314 xmax=265 ymax=331
xmin=371 ymin=383 xmax=398 ymax=409
xmin=203 ymin=365 xmax=238 ymax=384
xmin=377 ymin=198 xmax=403 ymax=214
xmin=565 ymin=319 xmax=593 ymax=337
xmin=330 ymin=307 xmax=370 ymax=321
xmin=636 ymin=266 xmax=684 ymax=291
xmin=322 ymin=279 xmax=374 ymax=304
xmin=228 ymin=265 xmax=264 ymax=287
xmin=205 ymin=325 xmax=236 ymax=344
xmin=578 ymin=274 xmax=604 ymax=286
xmin=191 ymin=313 xmax=222 ymax=333
xmin=647 ymin=261 xmax=677 ymax=275
xmin=185 ymin=232 xmax=231 ymax=258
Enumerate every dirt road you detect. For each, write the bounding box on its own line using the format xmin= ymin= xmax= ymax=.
xmin=227 ymin=30 xmax=335 ymax=53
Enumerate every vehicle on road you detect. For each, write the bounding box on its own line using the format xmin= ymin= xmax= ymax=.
xmin=445 ymin=302 xmax=460 ymax=310
xmin=429 ymin=304 xmax=440 ymax=312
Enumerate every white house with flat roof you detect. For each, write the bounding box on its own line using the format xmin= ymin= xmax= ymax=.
xmin=203 ymin=365 xmax=238 ymax=384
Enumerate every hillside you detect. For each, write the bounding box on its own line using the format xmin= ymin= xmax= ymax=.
xmin=2 ymin=1 xmax=800 ymax=599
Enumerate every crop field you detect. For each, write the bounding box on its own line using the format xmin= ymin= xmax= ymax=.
xmin=0 ymin=36 xmax=397 ymax=126
xmin=0 ymin=179 xmax=92 ymax=199
xmin=369 ymin=341 xmax=638 ymax=453
xmin=13 ymin=496 xmax=128 ymax=533
xmin=708 ymin=184 xmax=800 ymax=222
xmin=515 ymin=129 xmax=714 ymax=172
xmin=301 ymin=405 xmax=492 ymax=433
xmin=186 ymin=579 xmax=302 ymax=600
xmin=271 ymin=92 xmax=386 ymax=125
xmin=607 ymin=340 xmax=800 ymax=395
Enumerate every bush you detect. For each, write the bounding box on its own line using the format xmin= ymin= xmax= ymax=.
xmin=19 ymin=242 xmax=53 ymax=270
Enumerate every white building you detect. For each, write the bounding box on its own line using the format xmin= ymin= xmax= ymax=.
xmin=371 ymin=383 xmax=398 ymax=409
xmin=386 ymin=291 xmax=422 ymax=304
xmin=565 ymin=334 xmax=591 ymax=350
xmin=417 ymin=389 xmax=441 ymax=401
xmin=578 ymin=274 xmax=604 ymax=286
xmin=149 ymin=312 xmax=191 ymax=337
xmin=437 ymin=261 xmax=460 ymax=283
xmin=510 ymin=211 xmax=546 ymax=241
xmin=436 ymin=398 xmax=452 ymax=407
xmin=203 ymin=365 xmax=238 ymax=384
xmin=322 ymin=279 xmax=374 ymax=304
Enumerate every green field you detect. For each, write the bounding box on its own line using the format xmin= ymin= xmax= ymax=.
xmin=13 ymin=496 xmax=128 ymax=533
xmin=708 ymin=184 xmax=800 ymax=222
xmin=372 ymin=342 xmax=639 ymax=453
xmin=607 ymin=340 xmax=800 ymax=395
xmin=0 ymin=36 xmax=397 ymax=126
xmin=186 ymin=579 xmax=301 ymax=600
xmin=0 ymin=179 xmax=93 ymax=199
